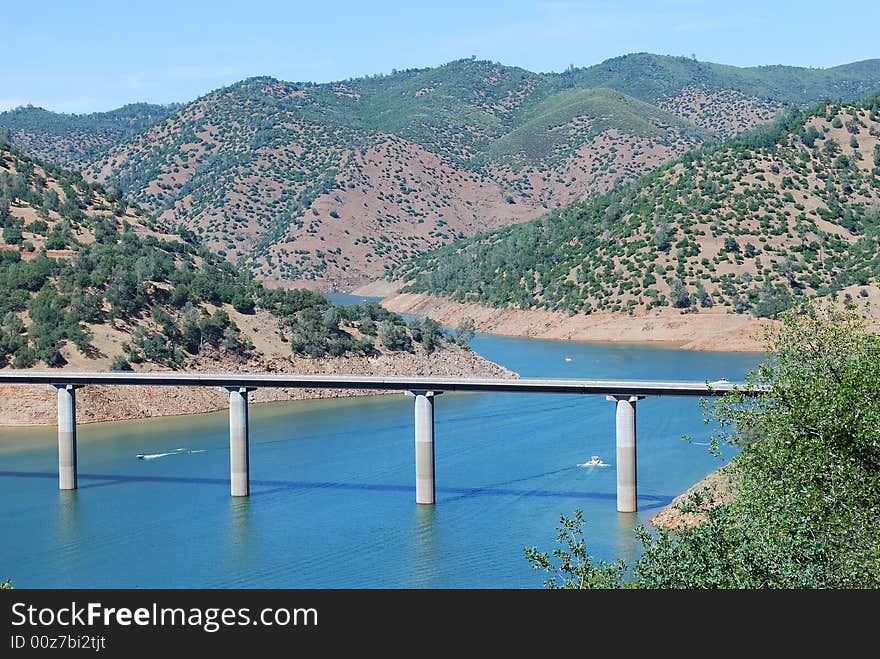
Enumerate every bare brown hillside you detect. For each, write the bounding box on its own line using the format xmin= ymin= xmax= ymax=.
xmin=488 ymin=127 xmax=703 ymax=211
xmin=254 ymin=134 xmax=544 ymax=290
xmin=80 ymin=85 xmax=714 ymax=291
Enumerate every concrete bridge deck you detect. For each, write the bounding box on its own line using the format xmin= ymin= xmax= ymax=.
xmin=0 ymin=370 xmax=765 ymax=511
xmin=0 ymin=370 xmax=760 ymax=396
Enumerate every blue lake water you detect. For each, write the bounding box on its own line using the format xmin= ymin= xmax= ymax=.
xmin=325 ymin=292 xmax=383 ymax=306
xmin=0 ymin=331 xmax=762 ymax=588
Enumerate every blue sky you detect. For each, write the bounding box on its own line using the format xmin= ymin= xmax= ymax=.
xmin=3 ymin=0 xmax=878 ymax=113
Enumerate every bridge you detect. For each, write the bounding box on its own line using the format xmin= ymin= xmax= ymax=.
xmin=0 ymin=371 xmax=764 ymax=512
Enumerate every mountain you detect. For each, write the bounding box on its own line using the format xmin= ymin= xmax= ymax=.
xmin=0 ymin=139 xmax=483 ymax=372
xmin=72 ymin=75 xmax=548 ymax=291
xmin=479 ymin=86 xmax=711 ymax=208
xmin=557 ymin=53 xmax=880 ymax=105
xmin=392 ymin=95 xmax=880 ymax=320
xmin=0 ymin=103 xmax=178 ymax=169
xmin=4 ymin=54 xmax=880 ymax=291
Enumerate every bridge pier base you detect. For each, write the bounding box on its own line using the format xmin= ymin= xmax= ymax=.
xmin=222 ymin=387 xmax=255 ymax=497
xmin=407 ymin=391 xmax=441 ymax=504
xmin=607 ymin=395 xmax=644 ymax=513
xmin=51 ymin=384 xmax=83 ymax=491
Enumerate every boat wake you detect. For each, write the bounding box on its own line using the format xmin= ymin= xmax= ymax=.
xmin=136 ymin=448 xmax=198 ymax=460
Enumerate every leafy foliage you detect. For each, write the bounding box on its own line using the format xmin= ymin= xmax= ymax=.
xmin=525 ymin=301 xmax=880 ymax=588
xmin=524 ymin=509 xmax=628 ymax=589
xmin=453 ymin=317 xmax=476 ymax=348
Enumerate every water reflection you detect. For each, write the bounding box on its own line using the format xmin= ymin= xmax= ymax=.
xmin=614 ymin=511 xmax=643 ymax=568
xmin=55 ymin=490 xmax=81 ymax=585
xmin=229 ymin=497 xmax=252 ymax=566
xmin=0 ymin=469 xmax=673 ymax=506
xmin=409 ymin=505 xmax=440 ymax=587
xmin=56 ymin=489 xmax=80 ymax=545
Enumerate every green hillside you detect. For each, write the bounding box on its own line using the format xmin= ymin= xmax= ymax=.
xmin=8 ymin=54 xmax=880 ymax=169
xmin=483 ymin=87 xmax=712 ymax=168
xmin=0 ymin=140 xmax=455 ymax=369
xmin=394 ymin=95 xmax=880 ymax=319
xmin=0 ymin=103 xmax=178 ymax=168
xmin=557 ymin=53 xmax=880 ymax=104
xmin=332 ymin=59 xmax=549 ymax=162
xmin=198 ymin=60 xmax=548 ymax=166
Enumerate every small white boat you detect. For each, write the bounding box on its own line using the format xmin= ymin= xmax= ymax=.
xmin=564 ymin=357 xmax=572 ymax=362
xmin=577 ymin=455 xmax=609 ymax=467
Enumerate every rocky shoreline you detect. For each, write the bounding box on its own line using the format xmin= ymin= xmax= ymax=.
xmin=380 ymin=292 xmax=772 ymax=352
xmin=649 ymin=467 xmax=733 ymax=530
xmin=0 ymin=345 xmax=516 ymax=427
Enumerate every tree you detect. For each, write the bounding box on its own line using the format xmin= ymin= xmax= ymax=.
xmin=378 ymin=320 xmax=412 ymax=352
xmin=232 ymin=293 xmax=255 ymax=314
xmin=45 ymin=222 xmax=73 ymax=250
xmin=752 ymin=282 xmax=792 ymax=319
xmin=454 ymin=317 xmax=475 ymax=348
xmin=802 ymin=126 xmax=822 ymax=147
xmin=105 ymin=266 xmax=140 ymax=321
xmin=407 ymin=318 xmax=423 ymax=343
xmin=525 ymin=301 xmax=880 ymax=588
xmin=110 ymin=355 xmax=133 ymax=371
xmin=421 ymin=317 xmax=444 ymax=352
xmin=524 ymin=509 xmax=627 ymax=589
xmin=653 ymin=219 xmax=671 ymax=252
xmin=695 ymin=282 xmax=713 ymax=308
xmin=3 ymin=222 xmax=23 ymax=244
xmin=668 ymin=278 xmax=691 ymax=309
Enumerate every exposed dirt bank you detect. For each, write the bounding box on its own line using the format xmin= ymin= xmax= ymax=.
xmin=649 ymin=467 xmax=734 ymax=531
xmin=0 ymin=345 xmax=515 ymax=427
xmin=381 ymin=292 xmax=773 ymax=352
xmin=351 ymin=279 xmax=404 ymax=298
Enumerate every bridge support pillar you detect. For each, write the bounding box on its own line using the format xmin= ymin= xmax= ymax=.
xmin=606 ymin=395 xmax=644 ymax=513
xmin=222 ymin=387 xmax=255 ymax=497
xmin=407 ymin=391 xmax=441 ymax=504
xmin=51 ymin=384 xmax=84 ymax=490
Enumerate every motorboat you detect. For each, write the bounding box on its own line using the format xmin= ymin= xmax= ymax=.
xmin=577 ymin=455 xmax=608 ymax=467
